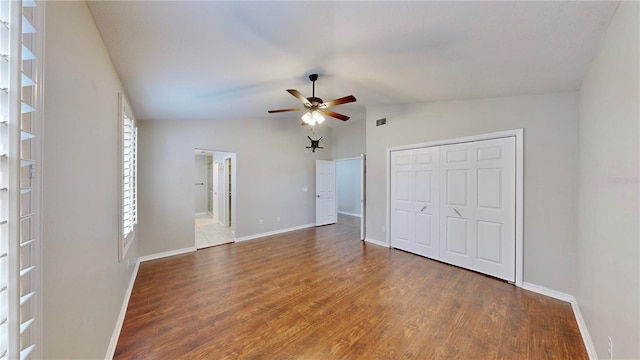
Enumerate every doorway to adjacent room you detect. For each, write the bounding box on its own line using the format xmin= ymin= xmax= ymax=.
xmin=194 ymin=149 xmax=236 ymax=249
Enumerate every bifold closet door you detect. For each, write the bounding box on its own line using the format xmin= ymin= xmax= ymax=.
xmin=439 ymin=137 xmax=516 ymax=282
xmin=390 ymin=147 xmax=439 ymax=259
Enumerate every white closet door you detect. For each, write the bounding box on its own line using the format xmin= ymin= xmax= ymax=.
xmin=390 ymin=147 xmax=439 ymax=258
xmin=390 ymin=151 xmax=413 ymax=252
xmin=412 ymin=147 xmax=440 ymax=258
xmin=439 ymin=137 xmax=516 ymax=282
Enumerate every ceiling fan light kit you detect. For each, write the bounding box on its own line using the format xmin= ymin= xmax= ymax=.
xmin=268 ymin=73 xmax=356 ymax=125
xmin=301 ymin=110 xmax=325 ymax=126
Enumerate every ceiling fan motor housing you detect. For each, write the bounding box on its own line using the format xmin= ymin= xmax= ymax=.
xmin=307 ymin=97 xmax=323 ymax=107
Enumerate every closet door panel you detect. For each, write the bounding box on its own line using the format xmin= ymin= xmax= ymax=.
xmin=413 ymin=147 xmax=439 ymax=257
xmin=439 ymin=137 xmax=516 ymax=282
xmin=440 ymin=143 xmax=476 ymax=270
xmin=474 ymin=138 xmax=516 ymax=281
xmin=391 ymin=151 xmax=415 ymax=252
xmin=390 ymin=147 xmax=439 ymax=258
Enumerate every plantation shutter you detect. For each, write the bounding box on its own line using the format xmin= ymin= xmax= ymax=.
xmin=120 ymin=98 xmax=137 ymax=260
xmin=0 ymin=0 xmax=43 ymax=359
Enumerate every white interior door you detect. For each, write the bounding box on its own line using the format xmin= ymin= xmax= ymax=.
xmin=390 ymin=147 xmax=439 ymax=258
xmin=207 ymin=160 xmax=213 ymax=213
xmin=360 ymin=154 xmax=366 ymax=240
xmin=225 ymin=158 xmax=232 ymax=227
xmin=439 ymin=137 xmax=516 ymax=282
xmin=213 ymin=161 xmax=219 ymax=223
xmin=316 ymin=160 xmax=337 ymax=226
xmin=219 ymin=161 xmax=227 ymax=226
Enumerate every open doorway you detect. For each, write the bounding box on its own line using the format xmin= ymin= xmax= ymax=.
xmin=335 ymin=155 xmax=366 ymax=240
xmin=194 ymin=149 xmax=236 ymax=249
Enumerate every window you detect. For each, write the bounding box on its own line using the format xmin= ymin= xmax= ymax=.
xmin=0 ymin=0 xmax=43 ymax=359
xmin=120 ymin=94 xmax=137 ymax=260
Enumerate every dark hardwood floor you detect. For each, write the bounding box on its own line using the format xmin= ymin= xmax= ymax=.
xmin=115 ymin=215 xmax=587 ymax=359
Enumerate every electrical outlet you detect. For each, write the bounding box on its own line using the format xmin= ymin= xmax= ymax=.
xmin=277 ymin=217 xmax=281 ymax=222
xmin=607 ymin=336 xmax=613 ymax=359
xmin=259 ymin=219 xmax=263 ymax=225
xmin=381 ymin=225 xmax=385 ymax=233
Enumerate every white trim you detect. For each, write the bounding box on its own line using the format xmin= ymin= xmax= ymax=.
xmin=194 ymin=212 xmax=208 ymax=216
xmin=571 ymin=298 xmax=597 ymax=360
xmin=234 ymin=223 xmax=315 ymax=242
xmin=521 ymin=282 xmax=596 ymax=360
xmin=334 ymin=156 xmax=362 ymax=162
xmin=387 ymin=129 xmax=521 ymax=152
xmin=385 ymin=129 xmax=525 ymax=287
xmin=138 ymin=247 xmax=196 ymax=263
xmin=364 ymin=237 xmax=389 ymax=248
xmin=514 ymin=128 xmax=524 ymax=287
xmin=521 ymin=282 xmax=572 ymax=302
xmin=105 ymin=259 xmax=140 ymax=360
xmin=338 ymin=211 xmax=361 ymax=217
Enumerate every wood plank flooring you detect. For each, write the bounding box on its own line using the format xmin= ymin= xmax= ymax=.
xmin=115 ymin=215 xmax=587 ymax=359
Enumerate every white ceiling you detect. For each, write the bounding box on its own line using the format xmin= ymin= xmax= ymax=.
xmin=87 ymin=1 xmax=618 ymax=126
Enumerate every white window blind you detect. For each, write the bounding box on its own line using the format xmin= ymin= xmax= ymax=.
xmin=0 ymin=1 xmax=43 ymax=359
xmin=120 ymin=96 xmax=136 ymax=260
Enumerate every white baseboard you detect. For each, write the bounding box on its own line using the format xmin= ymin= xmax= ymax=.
xmin=522 ymin=282 xmax=596 ymax=360
xmin=138 ymin=247 xmax=196 ymax=263
xmin=106 ymin=246 xmax=196 ymax=359
xmin=105 ymin=258 xmax=140 ymax=360
xmin=338 ymin=211 xmax=361 ymax=217
xmin=235 ymin=223 xmax=315 ymax=242
xmin=364 ymin=237 xmax=389 ymax=248
xmin=194 ymin=212 xmax=208 ymax=216
xmin=570 ymin=297 xmax=597 ymax=360
xmin=521 ymin=282 xmax=573 ymax=302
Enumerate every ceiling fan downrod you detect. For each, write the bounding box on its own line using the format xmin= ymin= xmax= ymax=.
xmin=308 ymin=73 xmax=320 ymax=104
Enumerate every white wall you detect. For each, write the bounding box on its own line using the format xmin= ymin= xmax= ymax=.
xmin=194 ymin=155 xmax=208 ymax=213
xmin=577 ymin=2 xmax=639 ymax=358
xmin=336 ymin=159 xmax=361 ymax=216
xmin=332 ymin=119 xmax=366 ymax=159
xmin=138 ymin=119 xmax=331 ymax=256
xmin=42 ymin=2 xmax=138 ymax=359
xmin=366 ymin=92 xmax=578 ymax=294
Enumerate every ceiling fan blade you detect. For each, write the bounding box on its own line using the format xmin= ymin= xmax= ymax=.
xmin=322 ymin=95 xmax=356 ymax=108
xmin=286 ymin=89 xmax=311 ymax=106
xmin=267 ymin=108 xmax=304 ymax=113
xmin=320 ymin=109 xmax=350 ymax=121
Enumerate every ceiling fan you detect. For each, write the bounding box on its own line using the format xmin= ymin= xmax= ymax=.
xmin=268 ymin=74 xmax=356 ymax=125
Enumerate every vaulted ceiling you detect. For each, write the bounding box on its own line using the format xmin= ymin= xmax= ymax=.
xmin=87 ymin=1 xmax=618 ymax=126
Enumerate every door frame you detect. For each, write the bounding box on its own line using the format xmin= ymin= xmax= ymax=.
xmin=334 ymin=155 xmax=366 ymax=240
xmin=193 ymin=149 xmax=237 ymax=245
xmin=386 ymin=129 xmax=524 ymax=287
